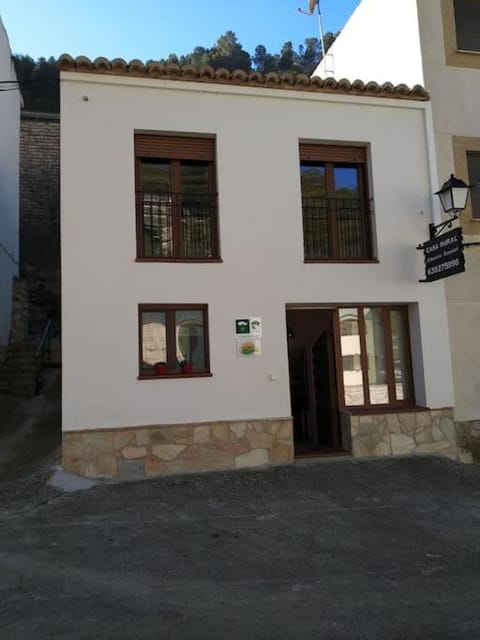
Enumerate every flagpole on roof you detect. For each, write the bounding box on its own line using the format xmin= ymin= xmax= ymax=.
xmin=315 ymin=1 xmax=327 ymax=68
xmin=299 ymin=0 xmax=332 ymax=75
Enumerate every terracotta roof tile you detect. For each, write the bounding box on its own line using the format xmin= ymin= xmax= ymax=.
xmin=57 ymin=54 xmax=430 ymax=102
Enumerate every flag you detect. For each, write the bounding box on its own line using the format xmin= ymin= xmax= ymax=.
xmin=298 ymin=0 xmax=318 ymax=15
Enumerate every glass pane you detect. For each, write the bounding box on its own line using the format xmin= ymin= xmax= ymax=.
xmin=180 ymin=162 xmax=209 ymax=196
xmin=339 ymin=308 xmax=364 ymax=406
xmin=301 ymin=163 xmax=329 ymax=259
xmin=364 ymin=308 xmax=389 ymax=405
xmin=334 ymin=165 xmax=364 ymax=260
xmin=141 ymin=160 xmax=170 ymax=192
xmin=141 ymin=312 xmax=167 ymax=372
xmin=454 ymin=0 xmax=480 ymax=52
xmin=176 ymin=310 xmax=205 ymax=370
xmin=180 ymin=162 xmax=212 ymax=258
xmin=301 ymin=163 xmax=326 ymax=197
xmin=467 ymin=151 xmax=480 ymax=220
xmin=390 ymin=310 xmax=410 ymax=402
xmin=140 ymin=161 xmax=172 ymax=258
xmin=334 ymin=166 xmax=359 ymax=199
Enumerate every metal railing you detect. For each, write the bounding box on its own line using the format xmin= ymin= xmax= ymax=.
xmin=137 ymin=191 xmax=218 ymax=259
xmin=302 ymin=196 xmax=369 ymax=260
xmin=35 ymin=319 xmax=52 ymax=394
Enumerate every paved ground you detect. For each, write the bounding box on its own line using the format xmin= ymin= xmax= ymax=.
xmin=0 ymin=455 xmax=479 ymax=639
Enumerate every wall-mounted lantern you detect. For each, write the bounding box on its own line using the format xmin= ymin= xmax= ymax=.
xmin=418 ymin=174 xmax=476 ymax=283
xmin=435 ymin=174 xmax=471 ymax=215
xmin=431 ymin=174 xmax=472 ymax=238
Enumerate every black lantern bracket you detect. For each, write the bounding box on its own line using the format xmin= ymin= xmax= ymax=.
xmin=428 ymin=214 xmax=459 ymax=239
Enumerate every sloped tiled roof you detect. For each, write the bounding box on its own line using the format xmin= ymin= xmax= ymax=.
xmin=58 ymin=54 xmax=429 ymax=102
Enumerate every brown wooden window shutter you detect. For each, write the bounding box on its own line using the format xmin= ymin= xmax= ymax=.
xmin=299 ymin=144 xmax=366 ymax=164
xmin=134 ymin=134 xmax=215 ymax=161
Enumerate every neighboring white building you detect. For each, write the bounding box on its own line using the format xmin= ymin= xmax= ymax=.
xmin=315 ymin=0 xmax=480 ymax=444
xmin=59 ymin=55 xmax=461 ymax=480
xmin=0 ymin=18 xmax=20 ymax=362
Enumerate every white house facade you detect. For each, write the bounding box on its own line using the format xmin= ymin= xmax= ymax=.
xmin=315 ymin=0 xmax=480 ymax=450
xmin=0 ymin=18 xmax=20 ymax=362
xmin=59 ymin=56 xmax=461 ymax=480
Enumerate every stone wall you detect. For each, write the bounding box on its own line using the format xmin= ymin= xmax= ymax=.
xmin=348 ymin=408 xmax=468 ymax=462
xmin=63 ymin=418 xmax=294 ymax=480
xmin=8 ymin=277 xmax=30 ymax=343
xmin=455 ymin=421 xmax=480 ymax=464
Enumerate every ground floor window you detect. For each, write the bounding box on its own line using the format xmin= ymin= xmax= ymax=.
xmin=337 ymin=306 xmax=413 ymax=409
xmin=139 ymin=304 xmax=210 ymax=377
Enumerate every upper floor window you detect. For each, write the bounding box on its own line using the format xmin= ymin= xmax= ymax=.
xmin=454 ymin=0 xmax=480 ymax=52
xmin=466 ymin=151 xmax=480 ymax=219
xmin=300 ymin=144 xmax=373 ymax=261
xmin=135 ymin=134 xmax=220 ymax=261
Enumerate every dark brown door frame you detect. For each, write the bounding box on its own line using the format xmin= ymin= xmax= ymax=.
xmin=286 ymin=308 xmax=338 ymax=452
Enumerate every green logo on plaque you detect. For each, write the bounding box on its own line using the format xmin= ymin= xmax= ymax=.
xmin=235 ymin=319 xmax=250 ymax=335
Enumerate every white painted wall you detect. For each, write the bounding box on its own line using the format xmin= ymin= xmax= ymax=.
xmin=60 ymin=74 xmax=454 ymax=431
xmin=315 ymin=0 xmax=424 ymax=87
xmin=0 ymin=18 xmax=20 ymax=349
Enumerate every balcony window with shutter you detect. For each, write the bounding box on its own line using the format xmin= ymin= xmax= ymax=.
xmin=135 ymin=134 xmax=220 ymax=261
xmin=300 ymin=144 xmax=374 ymax=261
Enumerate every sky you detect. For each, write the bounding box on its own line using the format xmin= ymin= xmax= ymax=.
xmin=0 ymin=0 xmax=359 ymax=62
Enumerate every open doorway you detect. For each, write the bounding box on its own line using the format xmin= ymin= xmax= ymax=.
xmin=286 ymin=308 xmax=346 ymax=457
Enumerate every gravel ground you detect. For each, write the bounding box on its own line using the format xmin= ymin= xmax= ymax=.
xmin=0 ymin=455 xmax=479 ymax=639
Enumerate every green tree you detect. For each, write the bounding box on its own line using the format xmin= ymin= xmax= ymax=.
xmin=209 ymin=31 xmax=251 ymax=72
xmin=252 ymin=45 xmax=278 ymax=74
xmin=13 ymin=55 xmax=59 ymax=112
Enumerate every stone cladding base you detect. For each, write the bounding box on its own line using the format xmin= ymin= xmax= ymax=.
xmin=63 ymin=418 xmax=294 ymax=480
xmin=348 ymin=407 xmax=470 ymax=463
xmin=63 ymin=409 xmax=475 ymax=480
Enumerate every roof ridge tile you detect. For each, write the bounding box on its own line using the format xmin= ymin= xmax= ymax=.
xmin=57 ymin=54 xmax=429 ymax=102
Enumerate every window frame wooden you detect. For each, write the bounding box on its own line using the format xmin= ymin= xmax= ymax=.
xmin=135 ymin=134 xmax=220 ymax=262
xmin=299 ymin=144 xmax=374 ymax=262
xmin=138 ymin=303 xmax=211 ymax=379
xmin=334 ymin=305 xmax=415 ymax=411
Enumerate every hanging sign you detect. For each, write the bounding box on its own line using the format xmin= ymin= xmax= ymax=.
xmin=419 ymin=228 xmax=465 ymax=282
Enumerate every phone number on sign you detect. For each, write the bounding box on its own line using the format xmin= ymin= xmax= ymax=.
xmin=427 ymin=258 xmax=461 ymax=276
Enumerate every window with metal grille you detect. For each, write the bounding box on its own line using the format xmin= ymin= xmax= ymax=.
xmin=454 ymin=0 xmax=480 ymax=52
xmin=467 ymin=151 xmax=480 ymax=219
xmin=299 ymin=144 xmax=373 ymax=261
xmin=135 ymin=134 xmax=219 ymax=261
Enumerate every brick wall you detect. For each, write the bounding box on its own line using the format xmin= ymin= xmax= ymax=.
xmin=19 ymin=112 xmax=60 ymax=337
xmin=20 ymin=112 xmax=60 ymax=274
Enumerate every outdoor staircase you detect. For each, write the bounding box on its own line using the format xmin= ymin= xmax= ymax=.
xmin=0 ymin=275 xmax=61 ymax=397
xmin=0 ymin=342 xmax=38 ymax=396
xmin=0 ymin=334 xmax=60 ymax=397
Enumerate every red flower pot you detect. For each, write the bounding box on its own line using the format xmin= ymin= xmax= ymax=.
xmin=154 ymin=362 xmax=168 ymax=375
xmin=181 ymin=362 xmax=193 ymax=375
